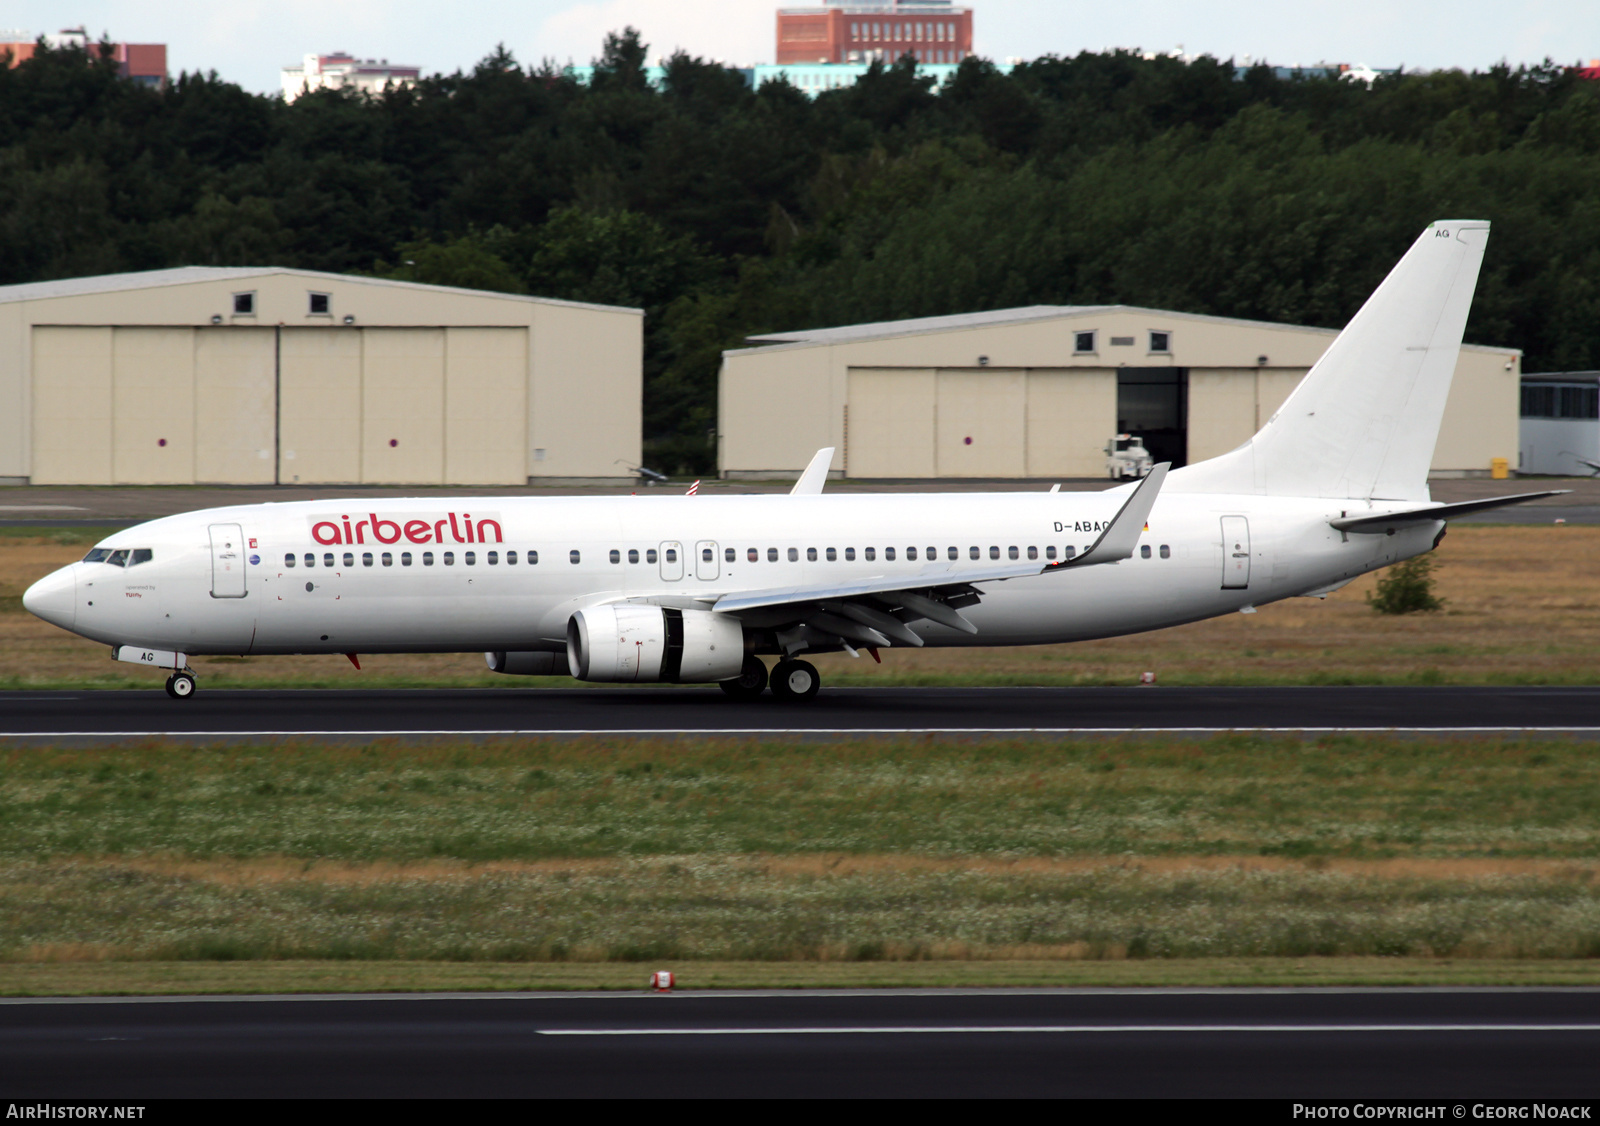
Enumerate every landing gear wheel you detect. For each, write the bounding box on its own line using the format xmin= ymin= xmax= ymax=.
xmin=165 ymin=671 xmax=196 ymax=700
xmin=770 ymin=659 xmax=820 ymax=702
xmin=719 ymin=655 xmax=769 ymax=700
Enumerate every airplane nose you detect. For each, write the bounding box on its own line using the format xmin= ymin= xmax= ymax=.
xmin=23 ymin=566 xmax=76 ymax=630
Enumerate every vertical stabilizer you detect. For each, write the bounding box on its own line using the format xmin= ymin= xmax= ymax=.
xmin=1170 ymin=221 xmax=1490 ymax=501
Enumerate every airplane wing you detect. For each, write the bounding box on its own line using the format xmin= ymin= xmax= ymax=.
xmin=1329 ymin=489 xmax=1568 ymax=533
xmin=710 ymin=465 xmax=1170 ymax=646
xmin=790 ymin=448 xmax=836 ymax=495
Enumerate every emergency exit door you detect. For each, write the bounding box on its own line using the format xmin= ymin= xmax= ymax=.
xmin=695 ymin=540 xmax=719 ymax=581
xmin=209 ymin=523 xmax=247 ymax=598
xmin=1220 ymin=516 xmax=1250 ymax=589
xmin=659 ymin=541 xmax=684 ymax=581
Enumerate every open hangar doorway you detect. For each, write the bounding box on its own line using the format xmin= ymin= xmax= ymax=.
xmin=1117 ymin=367 xmax=1188 ymax=469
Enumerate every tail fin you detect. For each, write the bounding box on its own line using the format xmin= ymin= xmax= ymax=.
xmin=1171 ymin=220 xmax=1490 ymax=501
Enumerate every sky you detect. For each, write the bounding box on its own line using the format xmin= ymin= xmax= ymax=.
xmin=4 ymin=0 xmax=1598 ymax=95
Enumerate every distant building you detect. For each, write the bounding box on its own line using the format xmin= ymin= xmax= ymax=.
xmin=0 ymin=27 xmax=166 ymax=88
xmin=777 ymin=0 xmax=972 ymax=66
xmin=563 ymin=59 xmax=1004 ymax=99
xmin=281 ymin=53 xmax=420 ymax=102
xmin=1520 ymin=372 xmax=1600 ymax=476
xmin=1575 ymin=58 xmax=1600 ymax=80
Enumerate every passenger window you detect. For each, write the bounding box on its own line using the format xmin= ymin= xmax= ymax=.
xmin=107 ymin=550 xmax=129 ymax=567
xmin=529 ymin=551 xmax=539 ymax=564
xmin=648 ymin=549 xmax=658 ymax=564
xmin=845 ymin=547 xmax=856 ymax=561
xmin=628 ymin=549 xmax=639 ymax=564
xmin=466 ymin=552 xmax=476 ymax=565
xmin=725 ymin=547 xmax=735 ymax=562
xmin=806 ymin=547 xmax=817 ymax=561
xmin=788 ymin=548 xmax=799 ymax=562
xmin=444 ymin=552 xmax=455 ymax=565
xmin=767 ymin=548 xmax=778 ymax=562
xmin=488 ymin=551 xmax=499 ymax=565
xmin=284 ymin=553 xmax=296 ymax=567
xmin=339 ymin=553 xmax=349 ymax=567
xmin=610 ymin=549 xmax=621 ymax=564
xmin=423 ymin=552 xmax=434 ymax=566
xmin=82 ymin=548 xmax=111 ymax=563
xmin=1140 ymin=545 xmax=1151 ymax=559
xmin=1064 ymin=546 xmax=1077 ymax=558
xmin=402 ymin=552 xmax=412 ymax=566
xmin=1160 ymin=544 xmax=1171 ymax=559
xmin=304 ymin=553 xmax=315 ymax=568
xmin=826 ymin=547 xmax=837 ymax=561
xmin=508 ymin=551 xmax=519 ymax=564
xmin=748 ymin=548 xmax=759 ymax=562
xmin=381 ymin=552 xmax=393 ymax=566
xmin=705 ymin=548 xmax=716 ymax=563
xmin=990 ymin=546 xmax=1000 ymax=560
xmin=1026 ymin=546 xmax=1037 ymax=560
xmin=664 ymin=549 xmax=676 ymax=563
xmin=363 ymin=553 xmax=374 ymax=567
xmin=948 ymin=547 xmax=958 ymax=561
xmin=130 ymin=549 xmax=153 ymax=566
xmin=969 ymin=547 xmax=980 ymax=560
xmin=907 ymin=547 xmax=917 ymax=561
xmin=570 ymin=550 xmax=580 ymax=564
xmin=926 ymin=547 xmax=936 ymax=561
xmin=1045 ymin=546 xmax=1057 ymax=560
xmin=885 ymin=547 xmax=896 ymax=561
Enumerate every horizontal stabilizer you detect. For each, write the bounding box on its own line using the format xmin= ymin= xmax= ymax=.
xmin=1330 ymin=490 xmax=1568 ymax=533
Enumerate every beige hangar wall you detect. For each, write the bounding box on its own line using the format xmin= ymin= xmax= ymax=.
xmin=3 ymin=268 xmax=642 ymax=485
xmin=721 ymin=306 xmax=1521 ymax=481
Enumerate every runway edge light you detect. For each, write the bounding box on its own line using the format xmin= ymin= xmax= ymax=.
xmin=651 ymin=970 xmax=674 ymax=993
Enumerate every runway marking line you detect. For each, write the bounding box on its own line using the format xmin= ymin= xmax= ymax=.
xmin=7 ymin=727 xmax=1600 ymax=738
xmin=539 ymin=1023 xmax=1600 ymax=1036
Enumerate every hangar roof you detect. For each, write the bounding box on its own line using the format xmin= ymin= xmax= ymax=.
xmin=0 ymin=266 xmax=640 ymax=315
xmin=737 ymin=303 xmax=1517 ymax=355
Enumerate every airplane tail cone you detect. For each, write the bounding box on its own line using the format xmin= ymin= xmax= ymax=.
xmin=1171 ymin=221 xmax=1490 ymax=502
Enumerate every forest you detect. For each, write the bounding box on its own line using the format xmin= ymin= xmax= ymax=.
xmin=3 ymin=30 xmax=1598 ymax=472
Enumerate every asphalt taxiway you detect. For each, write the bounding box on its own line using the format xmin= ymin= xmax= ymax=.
xmin=2 ymin=988 xmax=1597 ymax=1097
xmin=1 ymin=685 xmax=1599 ymax=740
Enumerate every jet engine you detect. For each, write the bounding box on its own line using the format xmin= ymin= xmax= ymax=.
xmin=484 ymin=651 xmax=570 ymax=676
xmin=567 ymin=604 xmax=744 ymax=683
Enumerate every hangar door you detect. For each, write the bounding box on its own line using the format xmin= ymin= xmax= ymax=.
xmin=278 ymin=327 xmax=527 ymax=486
xmin=846 ymin=367 xmax=1115 ymax=478
xmin=32 ymin=326 xmax=276 ymax=485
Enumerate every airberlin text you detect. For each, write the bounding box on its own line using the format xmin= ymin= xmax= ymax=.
xmin=309 ymin=513 xmax=504 ymax=547
xmin=1054 ymin=520 xmax=1108 ymax=533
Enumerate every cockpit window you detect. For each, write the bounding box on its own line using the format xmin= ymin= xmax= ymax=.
xmin=82 ymin=548 xmax=111 ymax=563
xmin=84 ymin=547 xmax=152 ymax=565
xmin=106 ymin=550 xmax=129 ymax=567
xmin=130 ymin=549 xmax=153 ymax=566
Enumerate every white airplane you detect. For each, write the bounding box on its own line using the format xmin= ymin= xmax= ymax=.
xmin=24 ymin=220 xmax=1562 ymax=701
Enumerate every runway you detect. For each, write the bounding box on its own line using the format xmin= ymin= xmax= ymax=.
xmin=2 ymin=988 xmax=1597 ymax=1097
xmin=2 ymin=685 xmax=1600 ymax=739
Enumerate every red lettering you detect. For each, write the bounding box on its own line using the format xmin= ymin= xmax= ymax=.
xmin=343 ymin=516 xmax=353 ymax=542
xmin=464 ymin=514 xmax=474 ymax=543
xmin=435 ymin=519 xmax=449 ymax=543
xmin=404 ymin=520 xmax=431 ymax=544
xmin=475 ymin=519 xmax=503 ymax=543
xmin=312 ymin=522 xmax=342 ymax=545
xmin=354 ymin=520 xmax=368 ymax=544
xmin=448 ymin=513 xmax=465 ymax=543
xmin=371 ymin=513 xmax=402 ymax=545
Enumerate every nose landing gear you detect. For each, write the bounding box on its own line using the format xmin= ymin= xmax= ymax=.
xmin=165 ymin=671 xmax=197 ymax=699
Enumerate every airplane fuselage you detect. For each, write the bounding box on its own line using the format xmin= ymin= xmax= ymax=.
xmin=31 ymin=489 xmax=1439 ymax=659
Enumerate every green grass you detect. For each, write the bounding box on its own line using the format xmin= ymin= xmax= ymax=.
xmin=0 ymin=736 xmax=1597 ymax=977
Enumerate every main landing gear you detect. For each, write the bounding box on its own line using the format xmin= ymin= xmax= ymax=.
xmin=717 ymin=655 xmax=822 ymax=702
xmin=165 ymin=671 xmax=197 ymax=699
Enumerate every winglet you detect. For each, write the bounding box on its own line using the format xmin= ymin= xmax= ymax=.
xmin=790 ymin=448 xmax=835 ymax=495
xmin=1055 ymin=463 xmax=1170 ymax=568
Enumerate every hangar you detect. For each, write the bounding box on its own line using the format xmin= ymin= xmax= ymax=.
xmin=718 ymin=306 xmax=1520 ymax=480
xmin=0 ymin=268 xmax=641 ymax=486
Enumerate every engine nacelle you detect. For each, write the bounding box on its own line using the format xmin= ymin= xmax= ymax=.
xmin=484 ymin=651 xmax=570 ymax=676
xmin=567 ymin=604 xmax=744 ymax=683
